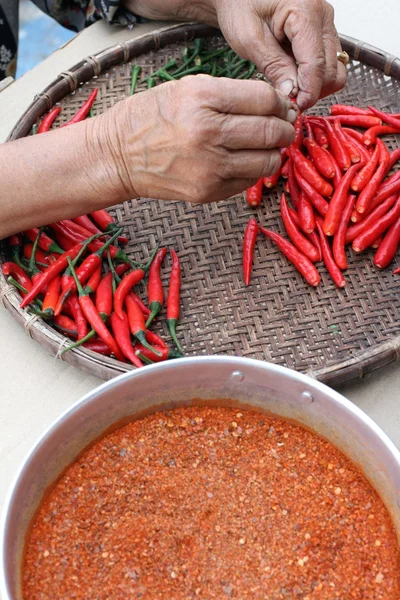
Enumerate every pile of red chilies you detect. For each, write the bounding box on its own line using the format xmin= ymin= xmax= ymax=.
xmin=3 ymin=90 xmax=184 ymax=367
xmin=244 ymin=104 xmax=400 ymax=288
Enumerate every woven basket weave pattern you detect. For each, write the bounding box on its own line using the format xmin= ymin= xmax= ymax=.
xmin=1 ymin=25 xmax=400 ymax=384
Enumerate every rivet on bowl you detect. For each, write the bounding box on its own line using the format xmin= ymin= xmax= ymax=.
xmin=299 ymin=391 xmax=314 ymax=405
xmin=231 ymin=371 xmax=244 ymax=383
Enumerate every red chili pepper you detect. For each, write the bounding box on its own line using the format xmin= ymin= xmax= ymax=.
xmin=316 ymin=220 xmax=346 ymax=289
xmin=20 ymin=240 xmax=92 ymax=309
xmin=67 ymin=257 xmax=125 ymax=361
xmin=110 ymin=311 xmax=144 ymax=367
xmin=351 ymin=144 xmax=380 ymax=192
xmin=303 ymin=137 xmax=335 ymax=179
xmin=369 ymin=172 xmax=400 ymax=211
xmin=54 ymin=229 xmax=120 ymax=315
xmin=8 ymin=234 xmax=26 ymax=269
xmin=259 ymin=227 xmax=321 ymax=287
xmin=389 ymin=148 xmax=400 ymax=170
xmin=288 ymin=146 xmax=333 ymax=197
xmin=298 ymin=192 xmax=316 ymax=236
xmin=50 ymin=220 xmax=132 ymax=265
xmin=90 ymin=209 xmax=117 ymax=233
xmin=371 ymin=236 xmax=383 ymax=249
xmin=135 ymin=344 xmax=183 ymax=363
xmin=329 ymin=154 xmax=343 ymax=188
xmin=330 ymin=105 xmax=372 ymax=117
xmin=23 ymin=244 xmax=56 ymax=268
xmin=128 ymin=292 xmax=150 ymax=317
xmin=281 ymin=194 xmax=318 ymax=260
xmin=323 ymin=115 xmax=382 ymax=128
xmin=83 ymin=340 xmax=112 ymax=356
xmin=115 ymin=264 xmax=131 ymax=278
xmin=53 ymin=230 xmax=75 ymax=251
xmin=24 ymin=228 xmax=63 ymax=254
xmin=243 ymin=218 xmax=259 ymax=285
xmin=145 ymin=329 xmax=168 ymax=350
xmin=355 ymin=140 xmax=390 ymax=214
xmin=124 ymin=294 xmax=162 ymax=356
xmin=246 ymin=179 xmax=263 ymax=207
xmin=333 ymin=119 xmax=360 ymax=164
xmin=346 ymin=195 xmax=398 ymax=244
xmin=312 ymin=124 xmax=329 ymax=149
xmin=263 ymin=149 xmax=286 ymax=188
xmin=281 ymin=160 xmax=290 ymax=179
xmin=37 ymin=107 xmax=61 ymax=133
xmin=293 ymin=168 xmax=329 ymax=216
xmin=363 ymin=126 xmax=399 ymax=146
xmin=319 ymin=118 xmax=351 ymax=171
xmin=41 ymin=274 xmax=61 ymax=318
xmin=114 ymin=269 xmax=146 ymax=319
xmin=72 ymin=215 xmax=102 ymax=237
xmin=323 ymin=163 xmax=364 ymax=236
xmin=288 ymin=208 xmax=321 ymax=261
xmin=146 ymin=248 xmax=167 ymax=327
xmin=2 ymin=262 xmax=33 ymax=297
xmin=96 ymin=272 xmax=113 ymax=319
xmin=287 ymin=159 xmax=301 ymax=210
xmin=61 ymin=89 xmax=98 ymax=127
xmin=373 ymin=217 xmax=400 ymax=268
xmin=353 ymin=197 xmax=400 ymax=253
xmin=65 ymin=295 xmax=88 ymax=340
xmin=341 ymin=129 xmax=371 ymax=163
xmin=166 ymin=249 xmax=183 ymax=353
xmin=52 ymin=314 xmax=78 ymax=339
xmin=333 ymin=195 xmax=356 ymax=271
xmin=393 ymin=266 xmax=400 ymax=274
xmin=293 ymin=114 xmax=303 ymax=148
xmin=368 ymin=106 xmax=400 ymax=132
xmin=86 ymin=265 xmax=102 ymax=293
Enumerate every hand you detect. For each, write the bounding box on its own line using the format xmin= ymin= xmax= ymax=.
xmin=95 ymin=75 xmax=296 ymax=203
xmin=126 ymin=0 xmax=346 ymax=111
xmin=214 ymin=0 xmax=346 ymax=110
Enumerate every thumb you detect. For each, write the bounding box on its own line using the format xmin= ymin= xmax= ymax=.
xmin=229 ymin=18 xmax=299 ymax=98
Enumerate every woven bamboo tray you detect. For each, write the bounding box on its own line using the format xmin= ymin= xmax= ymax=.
xmin=1 ymin=23 xmax=400 ymax=385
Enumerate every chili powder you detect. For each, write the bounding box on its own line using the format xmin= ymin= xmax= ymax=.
xmin=23 ymin=406 xmax=400 ymax=599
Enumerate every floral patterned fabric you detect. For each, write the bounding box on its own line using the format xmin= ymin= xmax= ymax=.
xmin=0 ymin=0 xmax=139 ymax=80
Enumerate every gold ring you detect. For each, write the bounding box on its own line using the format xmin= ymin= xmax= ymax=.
xmin=337 ymin=50 xmax=350 ymax=66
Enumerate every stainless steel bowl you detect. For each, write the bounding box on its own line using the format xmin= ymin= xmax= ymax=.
xmin=2 ymin=356 xmax=400 ymax=599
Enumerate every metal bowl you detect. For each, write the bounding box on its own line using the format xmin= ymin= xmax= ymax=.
xmin=2 ymin=356 xmax=400 ymax=599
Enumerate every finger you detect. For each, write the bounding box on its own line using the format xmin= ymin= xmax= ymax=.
xmin=319 ymin=28 xmax=347 ymax=99
xmin=220 ymin=148 xmax=281 ymax=180
xmin=225 ymin=17 xmax=300 ymax=99
xmin=319 ymin=6 xmax=347 ymax=99
xmin=283 ymin=11 xmax=326 ymax=110
xmin=196 ymin=178 xmax=259 ymax=203
xmin=219 ymin=114 xmax=295 ymax=150
xmin=190 ymin=75 xmax=297 ymax=121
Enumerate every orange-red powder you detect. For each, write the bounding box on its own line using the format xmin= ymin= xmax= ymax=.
xmin=24 ymin=406 xmax=400 ymax=599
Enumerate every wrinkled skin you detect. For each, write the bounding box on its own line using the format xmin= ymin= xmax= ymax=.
xmin=94 ymin=75 xmax=297 ymax=203
xmin=125 ymin=0 xmax=346 ymax=110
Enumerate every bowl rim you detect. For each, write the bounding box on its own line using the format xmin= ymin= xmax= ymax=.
xmin=2 ymin=355 xmax=400 ymax=599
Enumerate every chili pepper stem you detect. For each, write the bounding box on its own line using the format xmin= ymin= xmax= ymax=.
xmin=167 ymin=318 xmax=184 ymax=354
xmin=130 ymin=65 xmax=142 ymax=96
xmin=145 ymin=302 xmax=162 ymax=328
xmin=29 ymin=227 xmax=44 ymax=273
xmin=136 ymin=351 xmax=155 ymax=365
xmin=61 ymin=329 xmax=96 ymax=355
xmin=134 ymin=330 xmax=163 ymax=357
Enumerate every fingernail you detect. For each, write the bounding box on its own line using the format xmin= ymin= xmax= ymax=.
xmin=280 ymin=79 xmax=294 ymax=97
xmin=287 ymin=108 xmax=298 ymax=124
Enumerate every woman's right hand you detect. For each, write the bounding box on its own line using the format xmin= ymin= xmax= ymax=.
xmin=93 ymin=75 xmax=297 ymax=204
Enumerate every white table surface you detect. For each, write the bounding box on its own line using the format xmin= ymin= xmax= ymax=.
xmin=1 ymin=0 xmax=400 ymax=511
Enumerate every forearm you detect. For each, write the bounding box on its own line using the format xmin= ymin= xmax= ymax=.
xmin=0 ymin=118 xmax=129 ymax=239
